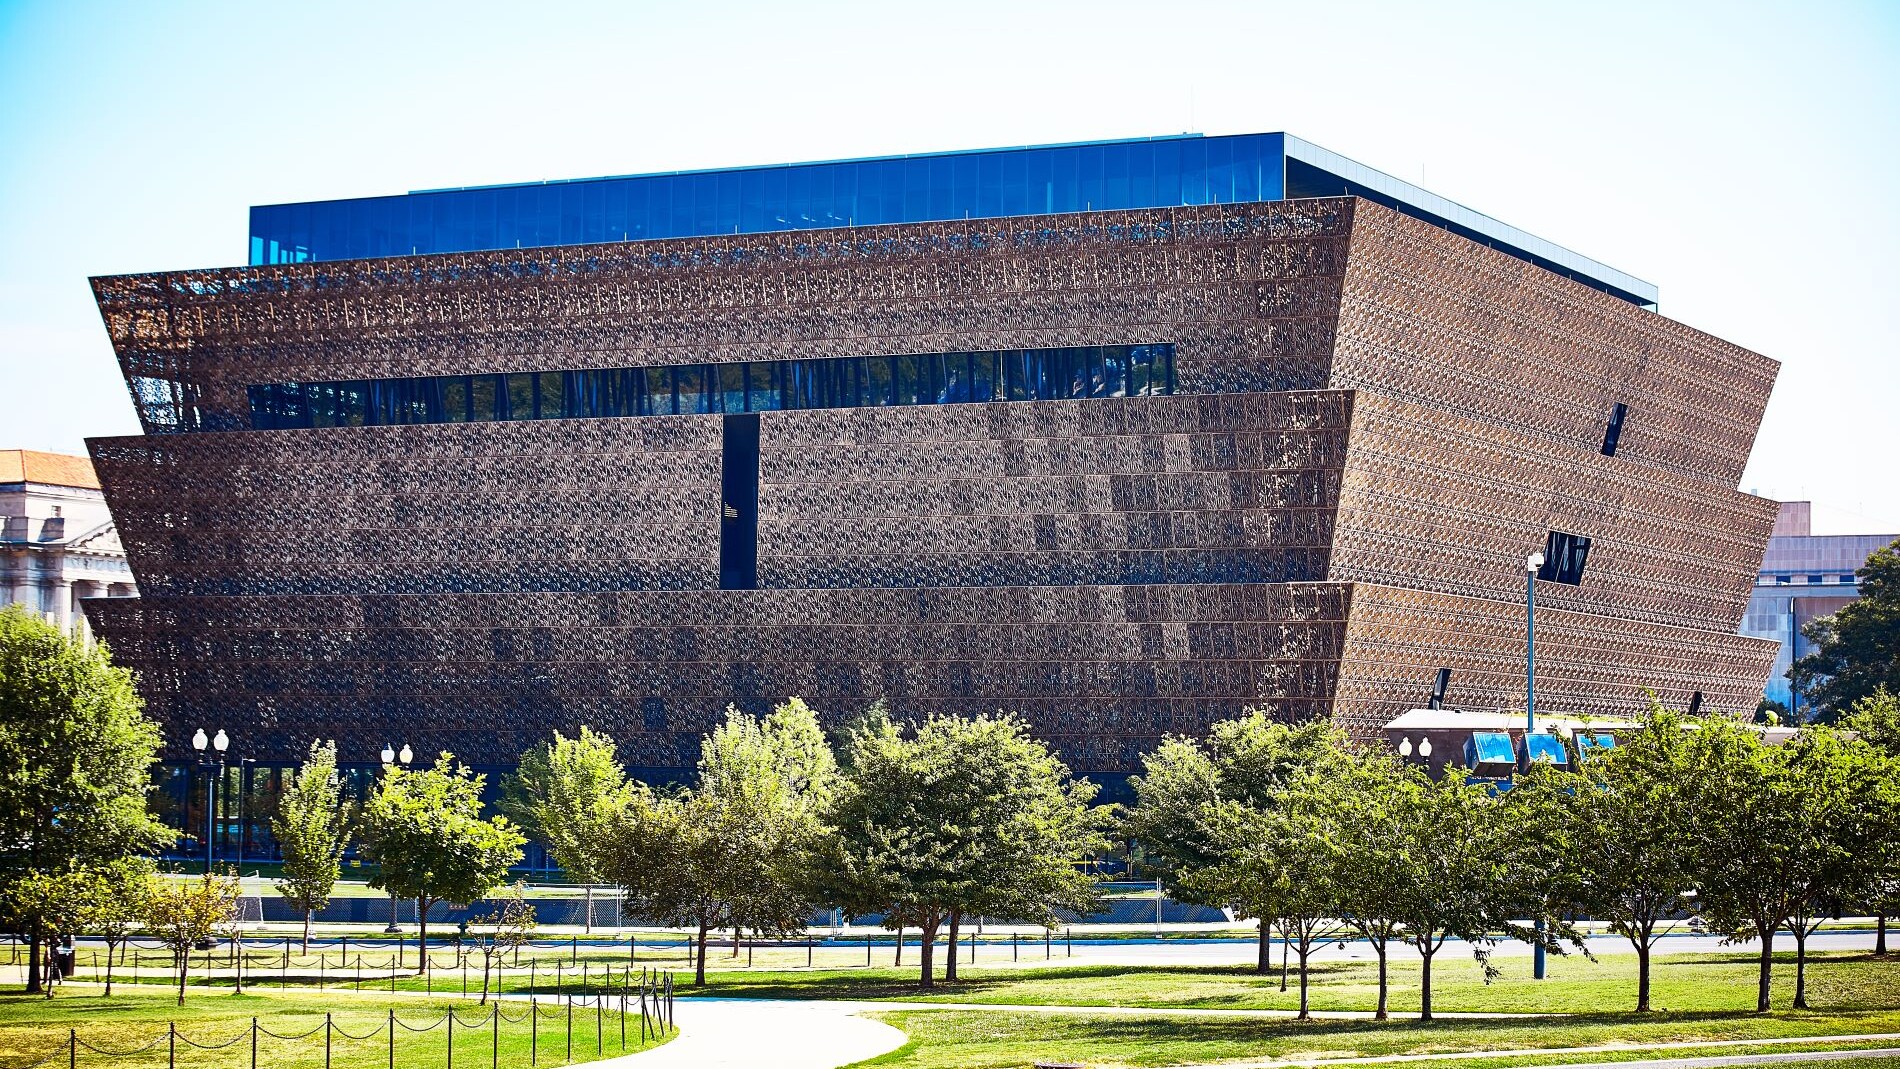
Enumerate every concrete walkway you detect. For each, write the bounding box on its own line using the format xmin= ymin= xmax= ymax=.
xmin=583 ymin=998 xmax=906 ymax=1069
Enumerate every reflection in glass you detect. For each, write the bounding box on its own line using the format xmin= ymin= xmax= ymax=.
xmin=247 ymin=344 xmax=1176 ymax=429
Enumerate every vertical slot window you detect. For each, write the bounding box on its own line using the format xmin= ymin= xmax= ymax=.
xmin=1601 ymin=402 xmax=1628 ymax=457
xmin=719 ymin=413 xmax=760 ymax=590
xmin=1537 ymin=530 xmax=1592 ymax=586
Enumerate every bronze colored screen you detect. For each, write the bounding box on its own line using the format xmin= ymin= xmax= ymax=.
xmin=86 ymin=197 xmax=1778 ymax=773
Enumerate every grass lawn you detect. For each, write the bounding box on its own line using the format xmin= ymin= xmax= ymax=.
xmin=679 ymin=949 xmax=1899 ymax=1015
xmin=851 ymin=1007 xmax=1900 ymax=1069
xmin=166 ymin=948 xmax=1900 ymax=1017
xmin=0 ymin=984 xmax=672 ymax=1069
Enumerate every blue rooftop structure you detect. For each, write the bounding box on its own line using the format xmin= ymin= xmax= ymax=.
xmin=248 ymin=132 xmax=1657 ymax=307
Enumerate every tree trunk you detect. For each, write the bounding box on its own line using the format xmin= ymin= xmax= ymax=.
xmin=1255 ymin=921 xmax=1271 ymax=975
xmin=1755 ymin=929 xmax=1774 ymax=1013
xmin=25 ymin=926 xmax=41 ymax=994
xmin=1793 ymin=927 xmax=1810 ymax=1010
xmin=917 ymin=917 xmax=939 ymax=989
xmin=1879 ymin=915 xmax=1889 ymax=956
xmin=694 ymin=922 xmax=708 ymax=988
xmin=585 ymin=884 xmax=594 ymax=934
xmin=417 ymin=899 xmax=431 ymax=975
xmin=945 ymin=911 xmax=961 ymax=982
xmin=1280 ymin=923 xmax=1289 ymax=992
xmin=1374 ymin=944 xmax=1388 ymax=1020
xmin=1296 ymin=941 xmax=1312 ymax=1020
xmin=481 ymin=953 xmax=491 ymax=1003
xmin=1419 ymin=947 xmax=1434 ymax=1021
xmin=303 ymin=910 xmax=313 ymax=953
xmin=176 ymin=951 xmax=189 ymax=1005
xmin=104 ymin=942 xmax=115 ymax=997
xmin=1636 ymin=942 xmax=1652 ymax=1013
xmin=894 ymin=925 xmax=903 ymax=967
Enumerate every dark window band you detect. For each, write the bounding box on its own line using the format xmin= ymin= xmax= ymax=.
xmin=247 ymin=344 xmax=1177 ymax=430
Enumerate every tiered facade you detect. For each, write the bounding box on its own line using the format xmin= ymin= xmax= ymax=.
xmin=86 ymin=196 xmax=1778 ymax=775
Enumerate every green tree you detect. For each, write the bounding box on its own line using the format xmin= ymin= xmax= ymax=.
xmin=469 ymin=882 xmax=538 ymax=1003
xmin=0 ymin=604 xmax=173 ymax=992
xmin=604 ymin=700 xmax=838 ymax=987
xmin=1841 ymin=688 xmax=1900 ymax=952
xmin=1792 ymin=538 xmax=1900 ymax=718
xmin=699 ymin=700 xmax=839 ymax=954
xmin=74 ymin=858 xmax=154 ymax=996
xmin=825 ymin=710 xmax=1104 ymax=989
xmin=502 ymin=726 xmax=632 ymax=932
xmin=1551 ymin=708 xmax=1701 ymax=1012
xmin=602 ymin=786 xmax=736 ymax=986
xmin=357 ymin=753 xmax=525 ymax=973
xmin=145 ymin=872 xmax=241 ymax=1004
xmin=1676 ymin=718 xmax=1896 ymax=1011
xmin=272 ymin=739 xmax=352 ymax=950
xmin=1314 ymin=749 xmax=1415 ymax=1020
xmin=1124 ymin=713 xmax=1342 ymax=975
xmin=1377 ymin=768 xmax=1553 ymax=1020
xmin=1774 ymin=727 xmax=1900 ymax=1008
xmin=1207 ymin=771 xmax=1351 ymax=1019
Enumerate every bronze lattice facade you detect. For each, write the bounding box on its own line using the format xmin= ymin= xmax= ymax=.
xmin=86 ymin=194 xmax=1779 ymax=776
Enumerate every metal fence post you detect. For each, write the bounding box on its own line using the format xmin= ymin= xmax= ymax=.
xmin=324 ymin=1013 xmax=333 ymax=1069
xmin=387 ymin=1009 xmax=394 ymax=1069
xmin=529 ymin=998 xmax=537 ymax=1066
xmin=595 ymin=994 xmax=603 ymax=1055
xmin=169 ymin=1022 xmax=176 ymax=1069
xmin=565 ymin=997 xmax=573 ymax=1063
xmin=492 ymin=1005 xmax=499 ymax=1069
xmin=447 ymin=1008 xmax=453 ymax=1069
xmin=251 ymin=1017 xmax=258 ymax=1069
xmin=68 ymin=1028 xmax=75 ymax=1069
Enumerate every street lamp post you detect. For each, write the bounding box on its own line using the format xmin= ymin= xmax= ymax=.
xmin=380 ymin=743 xmax=412 ymax=936
xmin=190 ymin=728 xmax=230 ymax=871
xmin=236 ymin=757 xmax=256 ymax=878
xmin=1526 ymin=550 xmax=1546 ymax=982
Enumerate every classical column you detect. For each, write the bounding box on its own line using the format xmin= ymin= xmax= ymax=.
xmin=53 ymin=578 xmax=75 ymax=636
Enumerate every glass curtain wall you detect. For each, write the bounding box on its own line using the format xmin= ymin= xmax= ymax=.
xmin=249 ymin=134 xmax=1286 ymax=264
xmin=248 ymin=344 xmax=1177 ymax=431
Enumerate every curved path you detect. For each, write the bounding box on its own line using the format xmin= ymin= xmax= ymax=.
xmin=591 ymin=998 xmax=906 ymax=1068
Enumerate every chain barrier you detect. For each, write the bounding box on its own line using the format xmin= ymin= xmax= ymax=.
xmin=18 ymin=970 xmax=676 ymax=1069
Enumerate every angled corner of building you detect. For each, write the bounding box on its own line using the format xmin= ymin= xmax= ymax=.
xmin=82 ymin=132 xmax=1780 ymax=778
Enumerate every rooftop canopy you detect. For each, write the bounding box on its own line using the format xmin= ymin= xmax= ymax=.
xmin=248 ymin=132 xmax=1656 ymax=307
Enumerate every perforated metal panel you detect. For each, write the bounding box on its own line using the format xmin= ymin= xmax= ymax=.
xmin=85 ymin=197 xmax=1778 ymax=773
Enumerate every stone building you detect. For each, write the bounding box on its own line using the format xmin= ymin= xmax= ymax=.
xmin=1 ymin=449 xmax=137 ymax=635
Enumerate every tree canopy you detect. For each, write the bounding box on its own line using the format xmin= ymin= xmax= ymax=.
xmin=272 ymin=739 xmax=352 ymax=949
xmin=0 ymin=604 xmax=172 ymax=992
xmin=825 ymin=710 xmax=1104 ymax=988
xmin=1123 ymin=713 xmax=1345 ymax=974
xmin=501 ymin=726 xmax=632 ymax=930
xmin=357 ymin=752 xmax=524 ymax=970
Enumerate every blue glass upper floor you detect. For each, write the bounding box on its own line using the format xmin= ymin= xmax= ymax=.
xmin=248 ymin=131 xmax=1657 ymax=306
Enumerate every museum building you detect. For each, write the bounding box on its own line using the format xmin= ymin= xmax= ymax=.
xmin=85 ymin=132 xmax=1780 ymax=799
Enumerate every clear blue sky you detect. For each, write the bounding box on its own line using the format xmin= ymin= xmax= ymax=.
xmin=2 ymin=0 xmax=1894 ymax=533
